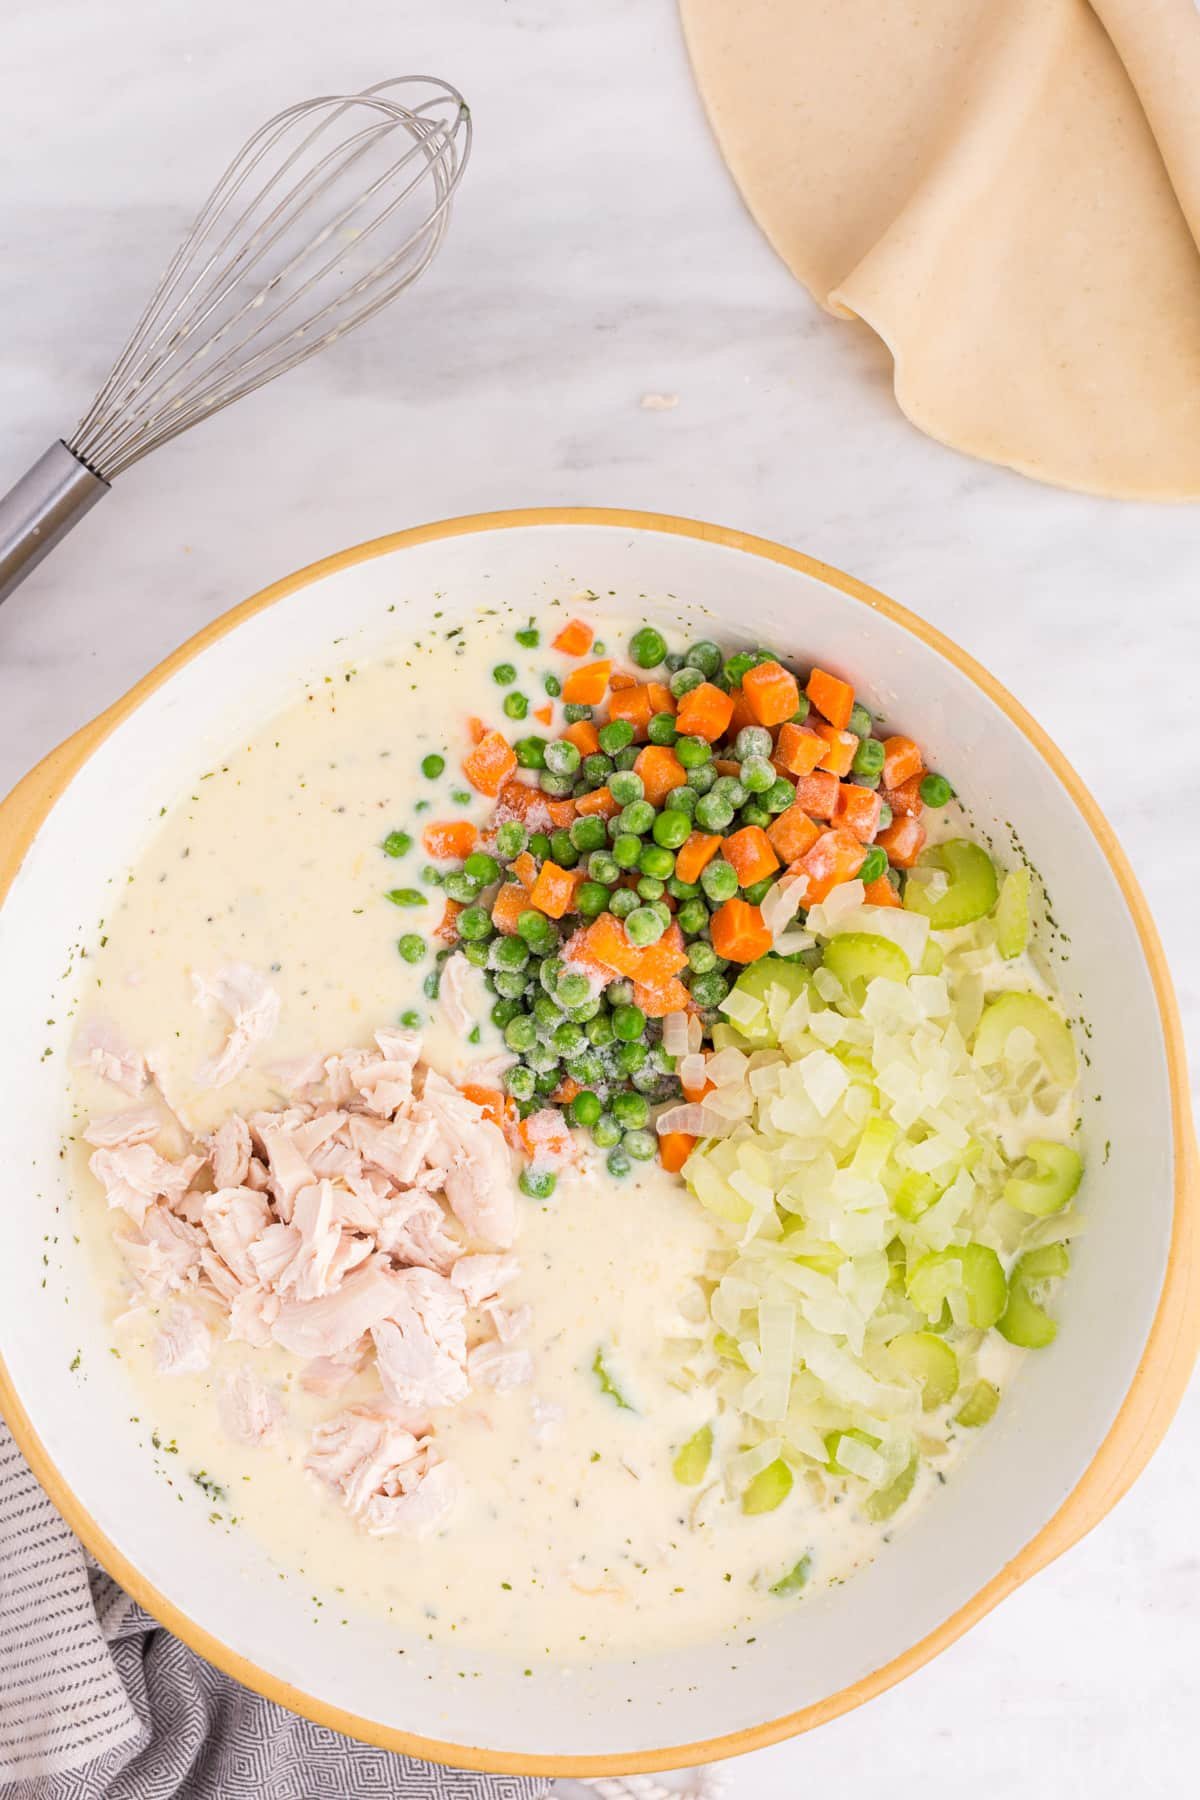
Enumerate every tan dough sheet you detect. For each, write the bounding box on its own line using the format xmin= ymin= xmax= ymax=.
xmin=680 ymin=0 xmax=1200 ymax=499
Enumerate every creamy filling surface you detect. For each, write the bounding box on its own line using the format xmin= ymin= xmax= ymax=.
xmin=67 ymin=605 xmax=1066 ymax=1658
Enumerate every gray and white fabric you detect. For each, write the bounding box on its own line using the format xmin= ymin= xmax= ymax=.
xmin=0 ymin=1422 xmax=548 ymax=1799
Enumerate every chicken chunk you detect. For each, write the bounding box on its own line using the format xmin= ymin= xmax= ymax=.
xmin=371 ymin=1268 xmax=468 ymax=1410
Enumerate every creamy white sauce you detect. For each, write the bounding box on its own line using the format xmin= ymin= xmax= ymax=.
xmin=66 ymin=606 xmax=1078 ymax=1659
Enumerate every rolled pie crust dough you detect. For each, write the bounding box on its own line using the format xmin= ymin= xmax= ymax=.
xmin=680 ymin=0 xmax=1200 ymax=499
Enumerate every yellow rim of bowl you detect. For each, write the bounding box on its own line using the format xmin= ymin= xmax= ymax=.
xmin=0 ymin=507 xmax=1196 ymax=1777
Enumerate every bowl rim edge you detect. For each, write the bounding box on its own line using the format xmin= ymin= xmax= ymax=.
xmin=0 ymin=503 xmax=1195 ymax=1776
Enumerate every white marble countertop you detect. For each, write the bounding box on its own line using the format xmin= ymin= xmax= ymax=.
xmin=3 ymin=1 xmax=1198 ymax=1792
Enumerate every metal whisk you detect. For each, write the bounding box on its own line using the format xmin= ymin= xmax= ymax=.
xmin=0 ymin=76 xmax=470 ymax=606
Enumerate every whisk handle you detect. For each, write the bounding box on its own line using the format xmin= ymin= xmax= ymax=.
xmin=0 ymin=441 xmax=109 ymax=608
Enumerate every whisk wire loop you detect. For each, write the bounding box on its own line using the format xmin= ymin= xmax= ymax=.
xmin=69 ymin=77 xmax=469 ymax=481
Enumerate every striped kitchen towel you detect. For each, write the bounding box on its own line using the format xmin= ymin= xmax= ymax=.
xmin=0 ymin=1421 xmax=549 ymax=1799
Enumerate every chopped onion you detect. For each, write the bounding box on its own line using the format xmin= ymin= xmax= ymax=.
xmin=720 ymin=987 xmax=764 ymax=1029
xmin=662 ymin=1012 xmax=691 ymax=1058
xmin=761 ymin=872 xmax=808 ymax=940
xmin=655 ymin=1102 xmax=736 ymax=1138
xmin=773 ymin=928 xmax=814 ymax=957
xmin=668 ymin=867 xmax=1082 ymax=1517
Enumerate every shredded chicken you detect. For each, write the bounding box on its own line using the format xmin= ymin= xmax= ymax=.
xmin=152 ymin=1305 xmax=212 ymax=1376
xmin=192 ymin=963 xmax=281 ymax=1088
xmin=83 ymin=1105 xmax=162 ymax=1149
xmin=468 ymin=1341 xmax=534 ymax=1392
xmin=72 ymin=1019 xmax=148 ymax=1097
xmin=372 ymin=1268 xmax=468 ymax=1410
xmin=85 ymin=1021 xmax=532 ymax=1534
xmin=217 ymin=1364 xmax=282 ymax=1445
xmin=307 ymin=1406 xmax=459 ymax=1537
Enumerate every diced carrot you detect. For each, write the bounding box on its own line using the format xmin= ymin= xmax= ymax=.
xmin=551 ymin=1074 xmax=582 ymax=1105
xmin=743 ymin=659 xmax=801 ymax=727
xmin=529 ymin=859 xmax=577 ymax=919
xmin=798 ymin=828 xmax=867 ymax=905
xmin=518 ymin=1110 xmax=573 ymax=1162
xmin=633 ymin=976 xmax=691 ymax=1018
xmin=497 ymin=780 xmax=544 ymax=821
xmin=806 ymin=667 xmax=855 ymax=731
xmin=877 ymin=815 xmax=926 ymax=869
xmin=607 ymin=683 xmax=654 ymax=739
xmin=864 ymin=874 xmax=902 ymax=908
xmin=659 ymin=1131 xmax=697 ymax=1174
xmin=675 ymin=682 xmax=735 ymax=742
xmin=511 ymin=851 xmax=538 ymax=889
xmin=722 ymin=825 xmax=780 ymax=887
xmin=574 ymin=784 xmax=619 ymax=818
xmin=882 ymin=734 xmax=924 ymax=790
xmin=564 ymin=719 xmax=600 ymax=757
xmin=464 ymin=730 xmax=518 ymax=797
xmin=773 ymin=722 xmax=827 ymax=778
xmin=834 ymin=783 xmax=883 ymax=843
xmin=459 ymin=1084 xmax=514 ymax=1130
xmin=709 ymin=897 xmax=773 ymax=964
xmin=608 ymin=669 xmax=637 ymax=691
xmin=561 ymin=925 xmax=608 ymax=977
xmin=534 ymin=703 xmax=553 ymax=726
xmin=635 ymin=924 xmax=688 ymax=988
xmin=767 ymin=803 xmax=821 ymax=865
xmin=552 ymin=618 xmax=594 ymax=656
xmin=675 ymin=832 xmax=723 ymax=885
xmin=714 ymin=759 xmax=742 ymax=778
xmin=883 ymin=774 xmax=925 ymax=818
xmin=491 ymin=882 xmax=532 ymax=934
xmin=728 ymin=686 xmax=758 ymax=736
xmin=546 ymin=798 xmax=577 ymax=829
xmin=634 ymin=744 xmax=686 ymax=805
xmin=562 ymin=660 xmax=612 ymax=706
xmin=586 ymin=912 xmax=645 ymax=979
xmin=646 ymin=681 xmax=676 ymax=717
xmin=435 ymin=897 xmax=464 ymax=942
xmin=421 ymin=819 xmax=478 ymax=860
xmin=792 ymin=770 xmax=841 ymax=819
xmin=813 ymin=721 xmax=859 ymax=777
xmin=467 ymin=715 xmax=488 ymax=745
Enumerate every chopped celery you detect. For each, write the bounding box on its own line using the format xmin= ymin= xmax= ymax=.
xmin=792 ymin=1247 xmax=845 ymax=1277
xmin=850 ymin=1116 xmax=900 ymax=1180
xmin=1017 ymin=1243 xmax=1072 ymax=1280
xmin=727 ymin=956 xmax=812 ymax=1048
xmin=907 ymin=1243 xmax=1008 ymax=1330
xmin=954 ymin=1379 xmax=1000 ymax=1427
xmin=994 ymin=865 xmax=1032 ymax=960
xmin=741 ymin=1458 xmax=794 ymax=1514
xmin=709 ymin=1021 xmax=751 ymax=1052
xmin=824 ymin=1427 xmax=880 ymax=1476
xmin=712 ymin=1331 xmax=748 ymax=1367
xmin=894 ymin=1171 xmax=940 ymax=1221
xmin=919 ymin=938 xmax=945 ymax=975
xmin=769 ymin=1553 xmax=813 ymax=1596
xmin=887 ymin=1331 xmax=959 ymax=1410
xmin=1004 ymin=1139 xmax=1083 ymax=1216
xmin=998 ymin=1244 xmax=1070 ymax=1348
xmin=973 ymin=991 xmax=1077 ymax=1086
xmin=903 ymin=839 xmax=999 ymax=929
xmin=672 ymin=1424 xmax=713 ymax=1485
xmin=864 ymin=1453 xmax=918 ymax=1522
xmin=592 ymin=1346 xmax=634 ymax=1410
xmin=822 ymin=931 xmax=911 ymax=998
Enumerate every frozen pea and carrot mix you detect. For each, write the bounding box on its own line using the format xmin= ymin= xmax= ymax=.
xmin=384 ymin=613 xmax=1084 ymax=1525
